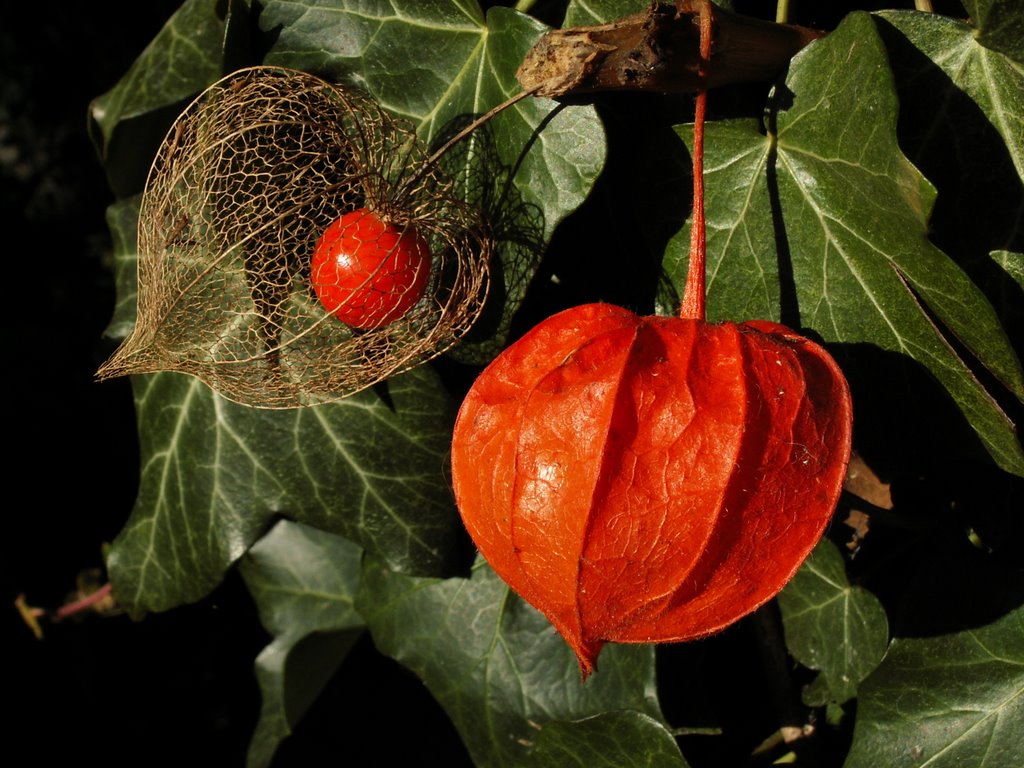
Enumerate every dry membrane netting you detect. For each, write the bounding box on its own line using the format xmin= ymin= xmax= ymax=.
xmin=97 ymin=67 xmax=490 ymax=408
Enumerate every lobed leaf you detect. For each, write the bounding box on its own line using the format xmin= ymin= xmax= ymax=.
xmin=107 ymin=361 xmax=459 ymax=615
xmin=356 ymin=555 xmax=665 ymax=768
xmin=239 ymin=520 xmax=365 ymax=768
xmin=777 ymin=539 xmax=889 ymax=704
xmin=522 ymin=710 xmax=690 ymax=768
xmin=88 ymin=0 xmax=245 ymax=197
xmin=845 ymin=605 xmax=1024 ymax=768
xmin=667 ymin=13 xmax=1024 ymax=475
xmin=875 ymin=9 xmax=1024 ymax=371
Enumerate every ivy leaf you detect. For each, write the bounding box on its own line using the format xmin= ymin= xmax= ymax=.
xmin=103 ymin=197 xmax=142 ymax=341
xmin=102 ymin=185 xmax=461 ymax=615
xmin=961 ymin=0 xmax=1024 ymax=60
xmin=993 ymin=251 xmax=1024 ymax=291
xmin=845 ymin=605 xmax=1024 ymax=768
xmin=258 ymin=0 xmax=606 ymax=359
xmin=875 ymin=10 xmax=1024 ymax=360
xmin=238 ymin=520 xmax=364 ymax=768
xmin=522 ymin=711 xmax=690 ymax=768
xmin=777 ymin=539 xmax=889 ymax=704
xmin=107 ymin=364 xmax=459 ymax=615
xmin=356 ymin=556 xmax=666 ymax=768
xmin=564 ymin=0 xmax=647 ymax=27
xmin=668 ymin=13 xmax=1024 ymax=476
xmin=88 ymin=0 xmax=247 ymax=197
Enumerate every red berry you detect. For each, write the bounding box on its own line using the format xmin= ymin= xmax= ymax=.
xmin=311 ymin=208 xmax=432 ymax=330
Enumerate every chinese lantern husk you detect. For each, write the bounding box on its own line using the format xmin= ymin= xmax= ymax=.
xmin=451 ymin=303 xmax=852 ymax=675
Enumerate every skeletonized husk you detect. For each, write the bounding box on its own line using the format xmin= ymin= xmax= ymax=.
xmin=97 ymin=67 xmax=490 ymax=408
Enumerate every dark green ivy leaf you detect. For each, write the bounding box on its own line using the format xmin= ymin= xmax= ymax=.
xmin=875 ymin=9 xmax=1024 ymax=365
xmin=845 ymin=604 xmax=1024 ymax=768
xmin=239 ymin=520 xmax=364 ymax=768
xmin=668 ymin=13 xmax=1024 ymax=475
xmin=107 ymin=362 xmax=460 ymax=615
xmin=103 ymin=196 xmax=142 ymax=341
xmin=522 ymin=711 xmax=690 ymax=768
xmin=564 ymin=0 xmax=647 ymax=27
xmin=356 ymin=555 xmax=666 ymax=768
xmin=993 ymin=251 xmax=1024 ymax=291
xmin=88 ymin=0 xmax=247 ymax=197
xmin=961 ymin=0 xmax=1024 ymax=60
xmin=777 ymin=539 xmax=889 ymax=704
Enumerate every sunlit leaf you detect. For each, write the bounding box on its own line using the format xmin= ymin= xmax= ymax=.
xmin=846 ymin=605 xmax=1024 ymax=768
xmin=667 ymin=13 xmax=1024 ymax=475
xmin=564 ymin=0 xmax=647 ymax=27
xmin=992 ymin=251 xmax=1024 ymax=290
xmin=107 ymin=361 xmax=459 ymax=615
xmin=961 ymin=0 xmax=1024 ymax=60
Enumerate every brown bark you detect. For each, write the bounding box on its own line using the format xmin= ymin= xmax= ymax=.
xmin=516 ymin=0 xmax=824 ymax=98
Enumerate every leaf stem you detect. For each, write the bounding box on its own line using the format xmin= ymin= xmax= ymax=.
xmin=776 ymin=0 xmax=791 ymax=24
xmin=914 ymin=0 xmax=934 ymax=12
xmin=52 ymin=582 xmax=114 ymax=621
xmin=680 ymin=0 xmax=713 ymax=322
xmin=514 ymin=0 xmax=536 ymax=12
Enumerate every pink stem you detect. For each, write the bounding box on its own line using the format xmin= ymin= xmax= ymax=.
xmin=52 ymin=582 xmax=113 ymax=621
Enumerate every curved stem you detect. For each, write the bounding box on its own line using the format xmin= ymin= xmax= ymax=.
xmin=398 ymin=87 xmax=541 ymax=201
xmin=679 ymin=1 xmax=713 ymax=322
xmin=423 ymin=88 xmax=539 ymax=169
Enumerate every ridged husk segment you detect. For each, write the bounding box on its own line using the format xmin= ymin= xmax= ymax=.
xmin=451 ymin=303 xmax=853 ymax=675
xmin=97 ymin=67 xmax=490 ymax=408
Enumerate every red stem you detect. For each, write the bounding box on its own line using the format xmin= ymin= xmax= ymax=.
xmin=680 ymin=1 xmax=713 ymax=321
xmin=52 ymin=582 xmax=113 ymax=621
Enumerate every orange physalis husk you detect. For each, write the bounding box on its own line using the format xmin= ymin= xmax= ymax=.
xmin=450 ymin=302 xmax=853 ymax=676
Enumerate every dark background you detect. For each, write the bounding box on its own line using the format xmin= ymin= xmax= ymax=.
xmin=4 ymin=3 xmax=259 ymax=764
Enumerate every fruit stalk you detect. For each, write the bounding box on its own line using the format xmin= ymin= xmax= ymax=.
xmin=680 ymin=2 xmax=712 ymax=322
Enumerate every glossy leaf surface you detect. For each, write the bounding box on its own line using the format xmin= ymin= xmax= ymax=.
xmin=777 ymin=539 xmax=889 ymax=704
xmin=665 ymin=13 xmax=1024 ymax=475
xmin=846 ymin=605 xmax=1024 ymax=768
xmin=357 ymin=555 xmax=665 ymax=767
xmin=239 ymin=520 xmax=364 ymax=768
